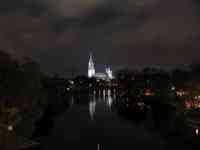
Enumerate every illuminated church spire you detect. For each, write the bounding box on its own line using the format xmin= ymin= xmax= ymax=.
xmin=88 ymin=52 xmax=95 ymax=78
xmin=106 ymin=66 xmax=113 ymax=79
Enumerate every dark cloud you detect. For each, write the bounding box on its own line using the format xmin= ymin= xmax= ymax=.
xmin=25 ymin=1 xmax=47 ymax=16
xmin=0 ymin=0 xmax=47 ymax=16
xmin=49 ymin=17 xmax=81 ymax=32
xmin=0 ymin=16 xmax=48 ymax=59
xmin=192 ymin=0 xmax=200 ymax=15
xmin=49 ymin=4 xmax=124 ymax=32
xmin=80 ymin=4 xmax=124 ymax=28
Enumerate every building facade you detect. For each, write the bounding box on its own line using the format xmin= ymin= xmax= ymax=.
xmin=88 ymin=53 xmax=95 ymax=78
xmin=88 ymin=53 xmax=114 ymax=80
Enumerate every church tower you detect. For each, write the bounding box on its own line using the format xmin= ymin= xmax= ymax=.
xmin=106 ymin=67 xmax=113 ymax=79
xmin=88 ymin=53 xmax=95 ymax=78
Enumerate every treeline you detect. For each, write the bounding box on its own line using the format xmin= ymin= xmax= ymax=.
xmin=116 ymin=65 xmax=200 ymax=95
xmin=0 ymin=50 xmax=48 ymax=149
xmin=114 ymin=66 xmax=200 ymax=138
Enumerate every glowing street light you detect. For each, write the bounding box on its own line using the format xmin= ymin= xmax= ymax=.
xmin=171 ymin=86 xmax=175 ymax=91
xmin=195 ymin=128 xmax=199 ymax=136
xmin=8 ymin=125 xmax=13 ymax=131
xmin=69 ymin=80 xmax=74 ymax=85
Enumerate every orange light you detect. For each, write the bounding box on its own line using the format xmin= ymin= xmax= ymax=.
xmin=145 ymin=92 xmax=151 ymax=96
xmin=144 ymin=89 xmax=153 ymax=96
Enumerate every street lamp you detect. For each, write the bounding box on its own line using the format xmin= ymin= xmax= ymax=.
xmin=171 ymin=86 xmax=175 ymax=91
xmin=7 ymin=125 xmax=13 ymax=132
xmin=195 ymin=128 xmax=199 ymax=136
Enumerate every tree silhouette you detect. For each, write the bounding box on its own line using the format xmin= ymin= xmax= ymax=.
xmin=0 ymin=50 xmax=47 ymax=149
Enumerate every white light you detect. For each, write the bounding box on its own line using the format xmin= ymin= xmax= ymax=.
xmin=69 ymin=80 xmax=74 ymax=85
xmin=106 ymin=67 xmax=113 ymax=79
xmin=196 ymin=129 xmax=199 ymax=136
xmin=89 ymin=101 xmax=96 ymax=120
xmin=88 ymin=53 xmax=95 ymax=78
xmin=107 ymin=96 xmax=113 ymax=109
xmin=8 ymin=125 xmax=13 ymax=131
xmin=67 ymin=88 xmax=70 ymax=91
xmin=108 ymin=89 xmax=111 ymax=96
xmin=103 ymin=90 xmax=106 ymax=97
xmin=171 ymin=86 xmax=175 ymax=91
xmin=88 ymin=70 xmax=95 ymax=78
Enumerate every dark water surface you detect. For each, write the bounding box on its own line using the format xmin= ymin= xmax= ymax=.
xmin=39 ymin=90 xmax=165 ymax=150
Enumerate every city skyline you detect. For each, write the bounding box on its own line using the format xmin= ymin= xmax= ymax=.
xmin=0 ymin=0 xmax=199 ymax=77
xmin=88 ymin=52 xmax=113 ymax=79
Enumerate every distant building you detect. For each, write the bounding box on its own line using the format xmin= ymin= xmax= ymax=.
xmin=88 ymin=53 xmax=95 ymax=78
xmin=88 ymin=53 xmax=114 ymax=80
xmin=106 ymin=67 xmax=113 ymax=79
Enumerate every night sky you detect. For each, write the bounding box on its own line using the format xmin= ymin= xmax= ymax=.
xmin=0 ymin=0 xmax=200 ymax=77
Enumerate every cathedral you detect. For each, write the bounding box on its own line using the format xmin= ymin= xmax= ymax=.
xmin=88 ymin=53 xmax=114 ymax=80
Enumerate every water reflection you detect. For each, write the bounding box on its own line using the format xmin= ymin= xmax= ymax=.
xmin=113 ymin=89 xmax=116 ymax=99
xmin=68 ymin=89 xmax=116 ymax=120
xmin=70 ymin=95 xmax=74 ymax=107
xmin=107 ymin=96 xmax=113 ymax=109
xmin=89 ymin=100 xmax=96 ymax=120
xmin=103 ymin=90 xmax=106 ymax=99
xmin=42 ymin=91 xmax=166 ymax=150
xmin=107 ymin=89 xmax=113 ymax=110
xmin=88 ymin=89 xmax=115 ymax=120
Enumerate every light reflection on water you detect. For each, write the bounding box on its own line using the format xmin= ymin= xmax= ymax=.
xmin=42 ymin=89 xmax=166 ymax=150
xmin=89 ymin=89 xmax=115 ymax=120
xmin=89 ymin=99 xmax=96 ymax=120
xmin=107 ymin=95 xmax=112 ymax=109
xmin=69 ymin=89 xmax=116 ymax=120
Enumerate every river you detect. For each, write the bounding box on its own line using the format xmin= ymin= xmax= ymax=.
xmin=39 ymin=90 xmax=165 ymax=150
